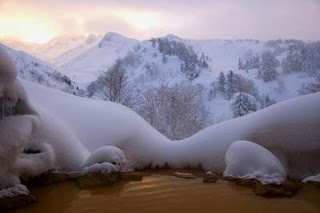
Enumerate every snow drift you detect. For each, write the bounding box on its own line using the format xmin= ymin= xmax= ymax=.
xmin=224 ymin=140 xmax=286 ymax=184
xmin=22 ymin=79 xmax=320 ymax=179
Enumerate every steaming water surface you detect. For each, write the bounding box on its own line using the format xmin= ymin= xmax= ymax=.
xmin=12 ymin=170 xmax=320 ymax=213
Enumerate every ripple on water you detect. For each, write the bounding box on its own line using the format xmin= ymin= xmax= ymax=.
xmin=11 ymin=171 xmax=320 ymax=213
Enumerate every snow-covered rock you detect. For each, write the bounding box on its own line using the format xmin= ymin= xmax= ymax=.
xmin=0 ymin=184 xmax=29 ymax=198
xmin=224 ymin=140 xmax=286 ymax=184
xmin=85 ymin=146 xmax=128 ymax=171
xmin=303 ymin=173 xmax=320 ymax=183
xmin=84 ymin=162 xmax=118 ymax=174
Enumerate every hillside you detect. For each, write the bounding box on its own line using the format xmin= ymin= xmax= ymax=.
xmin=0 ymin=43 xmax=78 ymax=94
xmin=2 ymin=33 xmax=319 ymax=139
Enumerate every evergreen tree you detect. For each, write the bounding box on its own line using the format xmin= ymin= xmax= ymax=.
xmin=162 ymin=54 xmax=167 ymax=63
xmin=260 ymin=94 xmax=276 ymax=108
xmin=217 ymin=72 xmax=226 ymax=93
xmin=238 ymin=58 xmax=243 ymax=70
xmin=258 ymin=51 xmax=279 ymax=82
xmin=232 ymin=92 xmax=256 ymax=118
xmin=226 ymin=70 xmax=237 ymax=99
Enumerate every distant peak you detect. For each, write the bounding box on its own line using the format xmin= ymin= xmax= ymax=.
xmin=86 ymin=34 xmax=97 ymax=44
xmin=102 ymin=32 xmax=126 ymax=41
xmin=164 ymin=34 xmax=181 ymax=41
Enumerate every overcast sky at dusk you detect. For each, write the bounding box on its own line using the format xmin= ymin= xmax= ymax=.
xmin=0 ymin=0 xmax=319 ymax=43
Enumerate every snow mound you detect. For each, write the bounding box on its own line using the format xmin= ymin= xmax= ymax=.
xmin=85 ymin=146 xmax=128 ymax=171
xmin=84 ymin=162 xmax=118 ymax=174
xmin=224 ymin=140 xmax=286 ymax=184
xmin=303 ymin=173 xmax=320 ymax=183
xmin=14 ymin=143 xmax=55 ymax=177
xmin=0 ymin=184 xmax=29 ymax=198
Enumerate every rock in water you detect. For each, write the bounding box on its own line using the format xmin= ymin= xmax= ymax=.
xmin=203 ymin=171 xmax=218 ymax=183
xmin=173 ymin=172 xmax=196 ymax=179
xmin=0 ymin=185 xmax=35 ymax=210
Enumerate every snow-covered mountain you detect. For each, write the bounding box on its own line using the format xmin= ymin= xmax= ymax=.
xmin=0 ymin=43 xmax=78 ymax=94
xmin=77 ymin=34 xmax=317 ymax=124
xmin=2 ymin=33 xmax=319 ymax=138
xmin=61 ymin=32 xmax=139 ymax=83
xmin=1 ymin=34 xmax=102 ymax=65
xmin=52 ymin=34 xmax=102 ymax=66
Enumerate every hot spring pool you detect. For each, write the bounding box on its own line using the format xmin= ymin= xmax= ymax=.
xmin=11 ymin=170 xmax=320 ymax=213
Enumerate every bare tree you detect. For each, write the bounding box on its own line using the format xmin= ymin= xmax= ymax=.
xmin=88 ymin=60 xmax=137 ymax=108
xmin=139 ymin=82 xmax=211 ymax=140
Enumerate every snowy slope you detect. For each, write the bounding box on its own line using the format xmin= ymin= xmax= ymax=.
xmin=61 ymin=32 xmax=139 ymax=83
xmin=78 ymin=35 xmax=317 ymax=124
xmin=34 ymin=35 xmax=94 ymax=62
xmin=0 ymin=43 xmax=78 ymax=94
xmin=52 ymin=34 xmax=102 ymax=66
xmin=1 ymin=34 xmax=101 ymax=65
xmin=4 ymin=34 xmax=318 ymax=126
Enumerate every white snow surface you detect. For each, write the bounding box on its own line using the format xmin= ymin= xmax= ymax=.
xmin=62 ymin=32 xmax=138 ymax=83
xmin=85 ymin=146 xmax=128 ymax=171
xmin=303 ymin=174 xmax=320 ymax=183
xmin=224 ymin=140 xmax=286 ymax=184
xmin=22 ymin=80 xmax=320 ymax=179
xmin=0 ymin=184 xmax=29 ymax=198
xmin=84 ymin=162 xmax=118 ymax=174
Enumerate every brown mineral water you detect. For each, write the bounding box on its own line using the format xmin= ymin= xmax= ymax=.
xmin=12 ymin=170 xmax=320 ymax=213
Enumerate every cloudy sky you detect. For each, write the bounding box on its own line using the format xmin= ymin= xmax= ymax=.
xmin=0 ymin=0 xmax=319 ymax=43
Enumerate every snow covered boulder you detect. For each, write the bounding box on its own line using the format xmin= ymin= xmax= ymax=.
xmin=0 ymin=46 xmax=41 ymax=189
xmin=0 ymin=184 xmax=35 ymax=210
xmin=224 ymin=140 xmax=286 ymax=184
xmin=303 ymin=174 xmax=320 ymax=187
xmin=85 ymin=146 xmax=128 ymax=171
xmin=84 ymin=162 xmax=118 ymax=174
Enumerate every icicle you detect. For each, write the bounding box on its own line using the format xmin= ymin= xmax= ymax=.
xmin=0 ymin=98 xmax=3 ymax=119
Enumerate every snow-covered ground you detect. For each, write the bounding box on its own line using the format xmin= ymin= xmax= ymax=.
xmin=21 ymin=79 xmax=320 ymax=179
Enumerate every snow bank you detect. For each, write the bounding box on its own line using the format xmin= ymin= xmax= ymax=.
xmin=85 ymin=146 xmax=128 ymax=171
xmin=0 ymin=46 xmax=89 ymax=190
xmin=224 ymin=140 xmax=286 ymax=184
xmin=0 ymin=184 xmax=29 ymax=198
xmin=22 ymin=80 xmax=172 ymax=170
xmin=303 ymin=174 xmax=320 ymax=183
xmin=179 ymin=91 xmax=320 ymax=179
xmin=0 ymin=46 xmax=17 ymax=93
xmin=84 ymin=162 xmax=118 ymax=174
xmin=22 ymin=79 xmax=320 ymax=179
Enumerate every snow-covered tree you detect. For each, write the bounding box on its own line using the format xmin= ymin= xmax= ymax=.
xmin=234 ymin=74 xmax=257 ymax=97
xmin=217 ymin=71 xmax=226 ymax=93
xmin=155 ymin=38 xmax=209 ymax=80
xmin=162 ymin=54 xmax=167 ymax=63
xmin=282 ymin=45 xmax=304 ymax=73
xmin=258 ymin=51 xmax=279 ymax=82
xmin=239 ymin=55 xmax=260 ymax=70
xmin=139 ymin=82 xmax=210 ymax=140
xmin=208 ymin=81 xmax=217 ymax=101
xmin=238 ymin=58 xmax=243 ymax=70
xmin=232 ymin=92 xmax=256 ymax=118
xmin=299 ymin=76 xmax=320 ymax=95
xmin=260 ymin=94 xmax=276 ymax=108
xmin=226 ymin=70 xmax=237 ymax=99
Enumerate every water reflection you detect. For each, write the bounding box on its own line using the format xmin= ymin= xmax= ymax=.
xmin=11 ymin=170 xmax=320 ymax=213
